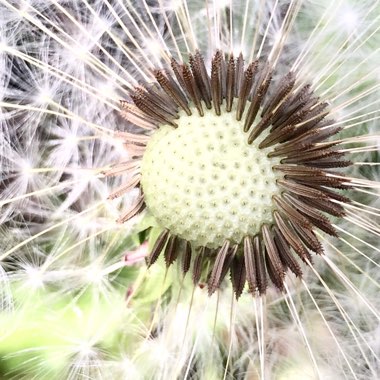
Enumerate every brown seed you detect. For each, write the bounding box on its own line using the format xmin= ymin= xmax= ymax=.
xmin=148 ymin=229 xmax=170 ymax=267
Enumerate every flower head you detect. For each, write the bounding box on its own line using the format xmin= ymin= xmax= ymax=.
xmin=109 ymin=49 xmax=354 ymax=298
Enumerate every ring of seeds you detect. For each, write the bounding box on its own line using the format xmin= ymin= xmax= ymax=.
xmin=106 ymin=50 xmax=352 ymax=298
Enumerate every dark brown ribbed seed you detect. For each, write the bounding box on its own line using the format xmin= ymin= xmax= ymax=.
xmin=182 ymin=240 xmax=192 ymax=275
xmin=208 ymin=240 xmax=230 ymax=295
xmin=273 ymin=195 xmax=313 ymax=229
xmin=113 ymin=50 xmax=353 ymax=298
xmin=273 ymin=226 xmax=303 ymax=277
xmin=230 ymin=253 xmax=246 ymax=300
xmin=226 ymin=54 xmax=235 ymax=112
xmin=244 ymin=236 xmax=257 ymax=293
xmin=273 ymin=211 xmax=310 ymax=263
xmin=189 ymin=52 xmax=212 ymax=109
xmin=192 ymin=247 xmax=205 ymax=285
xmin=262 ymin=224 xmax=285 ymax=290
xmin=148 ymin=229 xmax=170 ymax=267
xmin=289 ymin=221 xmax=323 ymax=255
xmin=164 ymin=235 xmax=179 ymax=267
xmin=254 ymin=236 xmax=268 ymax=295
xmin=211 ymin=53 xmax=222 ymax=115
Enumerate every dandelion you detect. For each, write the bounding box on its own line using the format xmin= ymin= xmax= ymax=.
xmin=0 ymin=0 xmax=379 ymax=379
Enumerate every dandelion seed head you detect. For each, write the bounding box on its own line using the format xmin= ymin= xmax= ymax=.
xmin=24 ymin=265 xmax=44 ymax=289
xmin=118 ymin=357 xmax=140 ymax=379
xmin=34 ymin=87 xmax=52 ymax=105
xmin=82 ymin=264 xmax=105 ymax=286
xmin=20 ymin=158 xmax=34 ymax=178
xmin=142 ymin=37 xmax=162 ymax=60
xmin=76 ymin=342 xmax=97 ymax=358
xmin=140 ymin=339 xmax=173 ymax=370
xmin=339 ymin=6 xmax=359 ymax=32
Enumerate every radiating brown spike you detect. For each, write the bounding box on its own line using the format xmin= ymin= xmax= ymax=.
xmin=190 ymin=52 xmax=212 ymax=109
xmin=265 ymin=252 xmax=284 ymax=291
xmin=244 ymin=236 xmax=257 ymax=294
xmin=120 ymin=103 xmax=158 ymax=130
xmin=271 ymin=131 xmax=317 ymax=155
xmin=262 ymin=224 xmax=285 ymax=290
xmin=261 ymin=71 xmax=296 ymax=117
xmin=291 ymin=175 xmax=350 ymax=190
xmin=273 ymin=195 xmax=313 ymax=229
xmin=283 ymin=193 xmax=333 ymax=226
xmin=304 ymin=159 xmax=353 ymax=169
xmin=236 ymin=61 xmax=258 ymax=120
xmin=195 ymin=51 xmax=212 ymax=99
xmin=208 ymin=240 xmax=230 ymax=295
xmin=243 ymin=96 xmax=261 ymax=132
xmin=220 ymin=52 xmax=227 ymax=99
xmin=117 ymin=197 xmax=145 ymax=224
xmin=290 ymin=221 xmax=323 ymax=255
xmin=280 ymin=122 xmax=340 ymax=148
xmin=231 ymin=253 xmax=246 ymax=300
xmin=306 ymin=214 xmax=339 ymax=237
xmin=219 ymin=244 xmax=238 ymax=287
xmin=131 ymin=91 xmax=177 ymax=127
xmin=272 ymin=104 xmax=311 ymax=133
xmin=254 ymin=236 xmax=268 ymax=295
xmin=292 ymin=102 xmax=329 ymax=134
xmin=258 ymin=125 xmax=295 ymax=149
xmin=154 ymin=69 xmax=191 ymax=116
xmin=164 ymin=235 xmax=179 ymax=267
xmin=146 ymin=84 xmax=178 ymax=115
xmin=308 ymin=125 xmax=342 ymax=144
xmin=279 ymin=147 xmax=325 ymax=161
xmin=192 ymin=247 xmax=205 ymax=285
xmin=305 ymin=183 xmax=351 ymax=203
xmin=171 ymin=57 xmax=186 ymax=89
xmin=273 ymin=164 xmax=324 ymax=176
xmin=234 ymin=53 xmax=244 ymax=97
xmin=273 ymin=211 xmax=310 ymax=263
xmin=273 ymin=226 xmax=303 ymax=277
xmin=290 ymin=83 xmax=313 ymax=109
xmin=298 ymin=196 xmax=346 ymax=218
xmin=103 ymin=160 xmax=140 ymax=178
xmin=132 ymin=87 xmax=177 ymax=120
xmin=211 ymin=51 xmax=223 ymax=115
xmin=278 ymin=163 xmax=334 ymax=179
xmin=270 ymin=85 xmax=313 ymax=129
xmin=277 ymin=179 xmax=331 ymax=200
xmin=243 ymin=68 xmax=271 ymax=134
xmin=247 ymin=112 xmax=273 ymax=144
xmin=282 ymin=148 xmax=344 ymax=165
xmin=182 ymin=240 xmax=192 ymax=275
xmin=108 ymin=175 xmax=141 ymax=200
xmin=182 ymin=64 xmax=204 ymax=116
xmin=226 ymin=54 xmax=235 ymax=112
xmin=148 ymin=229 xmax=170 ymax=267
xmin=270 ymin=133 xmax=318 ymax=157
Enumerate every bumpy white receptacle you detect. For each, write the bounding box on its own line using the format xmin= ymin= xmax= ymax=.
xmin=141 ymin=105 xmax=281 ymax=248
